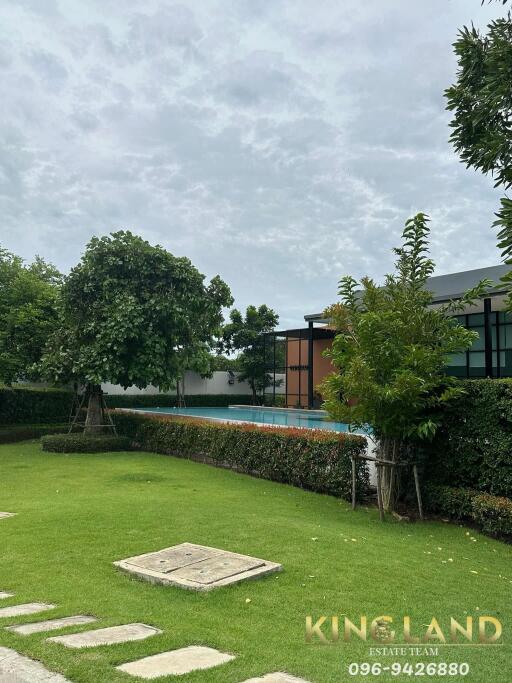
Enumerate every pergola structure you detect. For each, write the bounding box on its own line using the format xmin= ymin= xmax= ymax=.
xmin=264 ymin=322 xmax=335 ymax=409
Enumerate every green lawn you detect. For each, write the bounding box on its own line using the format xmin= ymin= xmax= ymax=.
xmin=0 ymin=441 xmax=510 ymax=682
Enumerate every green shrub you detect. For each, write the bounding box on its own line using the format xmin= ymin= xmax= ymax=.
xmin=423 ymin=483 xmax=477 ymax=520
xmin=0 ymin=387 xmax=255 ymax=425
xmin=423 ymin=379 xmax=512 ymax=498
xmin=0 ymin=386 xmax=72 ymax=424
xmin=106 ymin=394 xmax=254 ymax=409
xmin=0 ymin=423 xmax=68 ymax=444
xmin=41 ymin=433 xmax=132 ymax=453
xmin=472 ymin=492 xmax=512 ymax=537
xmin=114 ymin=411 xmax=369 ymax=500
xmin=424 ymin=483 xmax=512 ymax=538
xmin=263 ymin=395 xmax=286 ymax=407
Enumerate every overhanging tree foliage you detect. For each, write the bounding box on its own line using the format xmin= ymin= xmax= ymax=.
xmin=219 ymin=305 xmax=279 ymax=404
xmin=0 ymin=248 xmax=62 ymax=385
xmin=446 ymin=2 xmax=512 ymax=298
xmin=40 ymin=231 xmax=232 ymax=431
xmin=321 ymin=214 xmax=491 ymax=511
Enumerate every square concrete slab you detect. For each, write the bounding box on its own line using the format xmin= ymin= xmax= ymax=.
xmin=6 ymin=615 xmax=97 ymax=635
xmin=47 ymin=623 xmax=161 ymax=648
xmin=0 ymin=646 xmax=71 ymax=682
xmin=0 ymin=603 xmax=55 ymax=619
xmin=114 ymin=543 xmax=282 ymax=591
xmin=0 ymin=513 xmax=15 ymax=520
xmin=117 ymin=646 xmax=235 ymax=678
xmin=241 ymin=675 xmax=312 ymax=683
xmin=0 ymin=593 xmax=14 ymax=600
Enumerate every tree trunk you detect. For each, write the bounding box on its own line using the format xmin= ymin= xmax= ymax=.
xmin=378 ymin=437 xmax=401 ymax=512
xmin=84 ymin=384 xmax=104 ymax=435
xmin=250 ymin=381 xmax=257 ymax=405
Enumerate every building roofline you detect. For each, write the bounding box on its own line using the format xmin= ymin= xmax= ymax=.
xmin=304 ymin=264 xmax=508 ymax=322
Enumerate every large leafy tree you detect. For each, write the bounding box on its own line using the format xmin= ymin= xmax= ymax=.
xmin=41 ymin=231 xmax=232 ymax=431
xmin=219 ymin=305 xmax=279 ymax=404
xmin=0 ymin=248 xmax=62 ymax=385
xmin=445 ymin=1 xmax=512 ymax=296
xmin=321 ymin=214 xmax=490 ymax=510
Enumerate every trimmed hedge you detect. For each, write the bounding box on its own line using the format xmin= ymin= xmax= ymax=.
xmin=0 ymin=423 xmax=68 ymax=444
xmin=424 ymin=484 xmax=512 ymax=538
xmin=106 ymin=394 xmax=254 ymax=409
xmin=0 ymin=387 xmax=257 ymax=425
xmin=114 ymin=411 xmax=369 ymax=500
xmin=41 ymin=433 xmax=132 ymax=453
xmin=0 ymin=386 xmax=73 ymax=425
xmin=424 ymin=379 xmax=512 ymax=498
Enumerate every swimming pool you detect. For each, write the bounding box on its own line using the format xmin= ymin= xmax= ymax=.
xmin=129 ymin=405 xmax=357 ymax=433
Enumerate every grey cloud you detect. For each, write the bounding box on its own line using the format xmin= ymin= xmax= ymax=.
xmin=0 ymin=0 xmax=507 ymax=328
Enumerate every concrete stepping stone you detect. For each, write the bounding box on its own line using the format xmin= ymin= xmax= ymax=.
xmin=241 ymin=675 xmax=312 ymax=683
xmin=0 ymin=645 xmax=71 ymax=682
xmin=47 ymin=623 xmax=161 ymax=648
xmin=117 ymin=646 xmax=235 ymax=678
xmin=0 ymin=603 xmax=55 ymax=619
xmin=6 ymin=615 xmax=97 ymax=635
xmin=115 ymin=542 xmax=282 ymax=591
xmin=0 ymin=593 xmax=14 ymax=600
xmin=0 ymin=513 xmax=16 ymax=520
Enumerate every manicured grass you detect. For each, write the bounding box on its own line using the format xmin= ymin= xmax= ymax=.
xmin=0 ymin=441 xmax=510 ymax=682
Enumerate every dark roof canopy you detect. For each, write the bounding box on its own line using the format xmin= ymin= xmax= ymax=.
xmin=266 ymin=327 xmax=335 ymax=339
xmin=304 ymin=264 xmax=508 ymax=322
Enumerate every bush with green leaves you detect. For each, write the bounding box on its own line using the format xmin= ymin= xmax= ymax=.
xmin=424 ymin=484 xmax=512 ymax=539
xmin=41 ymin=433 xmax=131 ymax=453
xmin=114 ymin=411 xmax=368 ymax=500
xmin=423 ymin=379 xmax=512 ymax=498
xmin=321 ymin=213 xmax=490 ymax=511
xmin=106 ymin=393 xmax=253 ymax=409
xmin=0 ymin=423 xmax=68 ymax=444
xmin=0 ymin=386 xmax=73 ymax=425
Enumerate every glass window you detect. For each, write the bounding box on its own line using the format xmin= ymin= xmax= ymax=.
xmin=500 ymin=324 xmax=512 ymax=350
xmin=469 ymin=327 xmax=485 ymax=351
xmin=467 ymin=313 xmax=485 ymax=327
xmin=446 ymin=353 xmax=466 ymax=367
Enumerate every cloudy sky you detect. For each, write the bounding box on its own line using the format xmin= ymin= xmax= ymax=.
xmin=0 ymin=0 xmax=505 ymax=328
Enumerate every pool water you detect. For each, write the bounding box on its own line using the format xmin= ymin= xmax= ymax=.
xmin=130 ymin=405 xmax=356 ymax=433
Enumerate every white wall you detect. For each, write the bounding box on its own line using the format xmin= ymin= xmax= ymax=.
xmin=102 ymin=371 xmax=285 ymax=396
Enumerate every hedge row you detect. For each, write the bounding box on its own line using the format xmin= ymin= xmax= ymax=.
xmin=424 ymin=484 xmax=512 ymax=538
xmin=114 ymin=411 xmax=369 ymax=500
xmin=0 ymin=386 xmax=257 ymax=425
xmin=41 ymin=433 xmax=131 ymax=453
xmin=424 ymin=379 xmax=512 ymax=498
xmin=0 ymin=423 xmax=68 ymax=444
xmin=106 ymin=394 xmax=254 ymax=409
xmin=0 ymin=387 xmax=73 ymax=425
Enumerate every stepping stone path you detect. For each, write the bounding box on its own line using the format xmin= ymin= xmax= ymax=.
xmin=6 ymin=615 xmax=97 ymax=636
xmin=0 ymin=513 xmax=15 ymax=520
xmin=47 ymin=623 xmax=161 ymax=648
xmin=117 ymin=645 xmax=235 ymax=679
xmin=0 ymin=603 xmax=55 ymax=619
xmin=0 ymin=541 xmax=291 ymax=681
xmin=0 ymin=646 xmax=71 ymax=682
xmin=241 ymin=674 xmax=312 ymax=683
xmin=115 ymin=542 xmax=282 ymax=591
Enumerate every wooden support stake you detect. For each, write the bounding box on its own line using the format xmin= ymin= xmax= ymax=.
xmin=351 ymin=456 xmax=357 ymax=510
xmin=376 ymin=464 xmax=384 ymax=522
xmin=413 ymin=464 xmax=424 ymax=520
